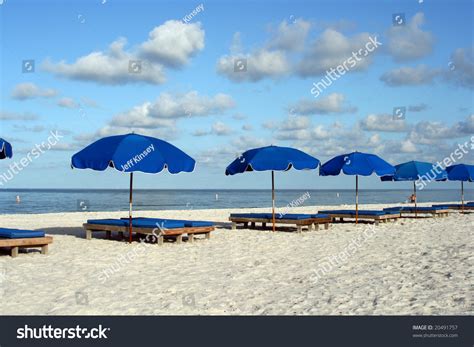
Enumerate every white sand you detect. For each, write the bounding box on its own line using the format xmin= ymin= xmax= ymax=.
xmin=0 ymin=202 xmax=472 ymax=315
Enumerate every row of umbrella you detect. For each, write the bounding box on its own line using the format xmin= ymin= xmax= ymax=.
xmin=1 ymin=134 xmax=473 ymax=239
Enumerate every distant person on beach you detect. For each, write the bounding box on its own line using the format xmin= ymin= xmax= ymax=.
xmin=409 ymin=194 xmax=416 ymax=203
xmin=16 ymin=195 xmax=21 ymax=204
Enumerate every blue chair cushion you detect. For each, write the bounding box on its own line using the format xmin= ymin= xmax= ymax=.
xmin=120 ymin=217 xmax=214 ymax=228
xmin=0 ymin=228 xmax=45 ymax=239
xmin=320 ymin=210 xmax=399 ymax=216
xmin=384 ymin=206 xmax=445 ymax=212
xmin=230 ymin=213 xmax=316 ymax=220
xmin=309 ymin=214 xmax=331 ymax=219
xmin=87 ymin=219 xmax=128 ymax=226
xmin=432 ymin=204 xmax=461 ymax=208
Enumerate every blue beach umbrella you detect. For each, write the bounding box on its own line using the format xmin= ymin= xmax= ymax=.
xmin=225 ymin=145 xmax=320 ymax=231
xmin=320 ymin=151 xmax=395 ymax=223
xmin=0 ymin=138 xmax=13 ymax=159
xmin=72 ymin=133 xmax=196 ymax=242
xmin=381 ymin=161 xmax=447 ymax=216
xmin=446 ymin=164 xmax=474 ymax=211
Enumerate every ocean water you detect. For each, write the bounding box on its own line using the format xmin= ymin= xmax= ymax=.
xmin=0 ymin=189 xmax=472 ymax=214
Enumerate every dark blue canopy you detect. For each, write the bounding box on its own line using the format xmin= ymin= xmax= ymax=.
xmin=319 ymin=151 xmax=395 ymax=177
xmin=446 ymin=164 xmax=474 ymax=182
xmin=225 ymin=145 xmax=319 ymax=175
xmin=380 ymin=161 xmax=447 ymax=182
xmin=71 ymin=133 xmax=195 ymax=174
xmin=0 ymin=138 xmax=13 ymax=159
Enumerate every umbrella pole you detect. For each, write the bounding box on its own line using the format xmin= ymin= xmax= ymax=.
xmin=272 ymin=170 xmax=276 ymax=232
xmin=129 ymin=172 xmax=133 ymax=243
xmin=414 ymin=181 xmax=417 ymax=218
xmin=461 ymin=181 xmax=464 ymax=213
xmin=355 ymin=175 xmax=358 ymax=224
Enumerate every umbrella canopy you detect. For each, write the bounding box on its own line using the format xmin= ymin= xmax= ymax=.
xmin=72 ymin=133 xmax=195 ymax=242
xmin=225 ymin=145 xmax=320 ymax=231
xmin=380 ymin=161 xmax=447 ymax=216
xmin=0 ymin=138 xmax=13 ymax=159
xmin=380 ymin=161 xmax=448 ymax=182
xmin=446 ymin=164 xmax=474 ymax=182
xmin=446 ymin=164 xmax=474 ymax=211
xmin=320 ymin=151 xmax=395 ymax=223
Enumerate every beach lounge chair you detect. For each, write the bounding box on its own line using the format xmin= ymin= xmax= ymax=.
xmin=83 ymin=218 xmax=214 ymax=244
xmin=0 ymin=228 xmax=52 ymax=257
xmin=318 ymin=210 xmax=400 ymax=225
xmin=383 ymin=206 xmax=450 ymax=217
xmin=431 ymin=203 xmax=474 ymax=211
xmin=229 ymin=213 xmax=331 ymax=232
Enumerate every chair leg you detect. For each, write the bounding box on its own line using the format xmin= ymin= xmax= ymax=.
xmin=188 ymin=234 xmax=194 ymax=243
xmin=85 ymin=230 xmax=92 ymax=240
xmin=308 ymin=224 xmax=313 ymax=231
xmin=157 ymin=235 xmax=164 ymax=245
xmin=231 ymin=222 xmax=236 ymax=230
xmin=205 ymin=232 xmax=210 ymax=240
xmin=176 ymin=234 xmax=183 ymax=244
xmin=41 ymin=244 xmax=49 ymax=255
xmin=11 ymin=246 xmax=19 ymax=258
xmin=314 ymin=224 xmax=319 ymax=231
xmin=324 ymin=223 xmax=329 ymax=230
xmin=296 ymin=225 xmax=302 ymax=233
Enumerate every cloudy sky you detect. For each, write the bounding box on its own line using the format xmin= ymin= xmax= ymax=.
xmin=0 ymin=0 xmax=473 ymax=189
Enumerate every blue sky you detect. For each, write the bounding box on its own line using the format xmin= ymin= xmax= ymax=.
xmin=0 ymin=0 xmax=473 ymax=189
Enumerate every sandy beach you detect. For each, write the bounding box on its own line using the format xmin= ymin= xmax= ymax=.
xmin=0 ymin=202 xmax=472 ymax=315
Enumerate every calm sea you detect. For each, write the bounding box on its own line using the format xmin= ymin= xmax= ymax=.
xmin=0 ymin=189 xmax=472 ymax=214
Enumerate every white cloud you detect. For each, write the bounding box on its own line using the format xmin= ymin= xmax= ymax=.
xmin=268 ymin=19 xmax=311 ymax=51
xmin=110 ymin=91 xmax=234 ymax=130
xmin=217 ymin=49 xmax=290 ymax=82
xmin=280 ymin=116 xmax=311 ymax=130
xmin=43 ymin=38 xmax=166 ymax=85
xmin=0 ymin=111 xmax=39 ymax=120
xmin=386 ymin=12 xmax=434 ymax=62
xmin=359 ymin=114 xmax=410 ymax=132
xmin=211 ymin=121 xmax=232 ymax=136
xmin=42 ymin=21 xmax=204 ymax=85
xmin=444 ymin=47 xmax=474 ymax=89
xmin=11 ymin=82 xmax=57 ymax=100
xmin=140 ymin=20 xmax=205 ymax=67
xmin=192 ymin=121 xmax=233 ymax=137
xmin=407 ymin=115 xmax=473 ymax=145
xmin=297 ymin=29 xmax=377 ymax=76
xmin=408 ymin=103 xmax=428 ymax=112
xmin=290 ymin=93 xmax=357 ymax=115
xmin=57 ymin=97 xmax=79 ymax=109
xmin=380 ymin=65 xmax=439 ymax=86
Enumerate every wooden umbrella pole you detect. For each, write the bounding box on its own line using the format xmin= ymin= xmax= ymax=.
xmin=461 ymin=181 xmax=464 ymax=213
xmin=272 ymin=170 xmax=276 ymax=232
xmin=129 ymin=172 xmax=133 ymax=243
xmin=355 ymin=175 xmax=359 ymax=224
xmin=414 ymin=181 xmax=417 ymax=218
